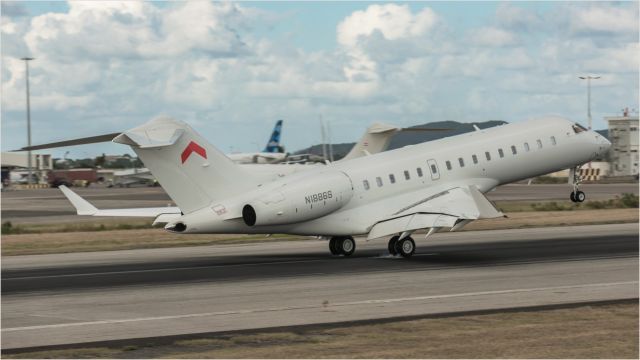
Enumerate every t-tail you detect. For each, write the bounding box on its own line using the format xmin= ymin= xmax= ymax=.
xmin=263 ymin=119 xmax=284 ymax=153
xmin=113 ymin=116 xmax=259 ymax=214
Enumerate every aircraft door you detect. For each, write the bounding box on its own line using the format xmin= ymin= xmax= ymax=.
xmin=427 ymin=159 xmax=440 ymax=180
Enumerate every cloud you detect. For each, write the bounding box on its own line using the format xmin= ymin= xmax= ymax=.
xmin=336 ymin=4 xmax=438 ymax=47
xmin=0 ymin=1 xmax=638 ymax=156
xmin=1 ymin=2 xmax=28 ymax=18
xmin=470 ymin=26 xmax=518 ymax=47
xmin=568 ymin=3 xmax=638 ymax=35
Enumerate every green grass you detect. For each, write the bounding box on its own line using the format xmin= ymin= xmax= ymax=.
xmin=1 ymin=220 xmax=155 ymax=235
xmin=496 ymin=193 xmax=639 ymax=213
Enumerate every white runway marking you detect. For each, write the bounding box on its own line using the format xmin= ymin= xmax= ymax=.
xmin=4 ymin=281 xmax=636 ymax=333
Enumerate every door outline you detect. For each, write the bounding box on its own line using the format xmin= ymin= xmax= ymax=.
xmin=427 ymin=159 xmax=440 ymax=180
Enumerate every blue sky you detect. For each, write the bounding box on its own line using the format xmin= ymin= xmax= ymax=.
xmin=1 ymin=1 xmax=638 ymax=158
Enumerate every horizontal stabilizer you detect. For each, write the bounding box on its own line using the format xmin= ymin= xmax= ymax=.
xmin=59 ymin=186 xmax=181 ymax=221
xmin=59 ymin=185 xmax=98 ymax=215
xmin=15 ymin=133 xmax=121 ymax=151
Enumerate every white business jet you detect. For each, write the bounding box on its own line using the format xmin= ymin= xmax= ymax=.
xmin=53 ymin=116 xmax=609 ymax=258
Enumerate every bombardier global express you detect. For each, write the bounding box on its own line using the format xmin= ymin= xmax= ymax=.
xmin=49 ymin=116 xmax=609 ymax=258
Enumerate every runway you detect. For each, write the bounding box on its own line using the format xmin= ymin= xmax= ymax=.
xmin=2 ymin=183 xmax=637 ymax=223
xmin=2 ymin=223 xmax=637 ymax=350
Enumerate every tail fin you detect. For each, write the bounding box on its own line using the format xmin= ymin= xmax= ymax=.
xmin=114 ymin=117 xmax=259 ymax=214
xmin=263 ymin=120 xmax=283 ymax=153
xmin=340 ymin=122 xmax=399 ymax=161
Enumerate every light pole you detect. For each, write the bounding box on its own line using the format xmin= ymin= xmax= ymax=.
xmin=21 ymin=57 xmax=34 ymax=184
xmin=579 ymin=75 xmax=600 ymax=131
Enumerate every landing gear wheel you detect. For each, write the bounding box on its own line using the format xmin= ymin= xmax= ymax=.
xmin=570 ymin=191 xmax=576 ymax=202
xmin=339 ymin=237 xmax=356 ymax=256
xmin=388 ymin=236 xmax=399 ymax=256
xmin=395 ymin=237 xmax=416 ymax=258
xmin=575 ymin=191 xmax=586 ymax=203
xmin=329 ymin=237 xmax=340 ymax=255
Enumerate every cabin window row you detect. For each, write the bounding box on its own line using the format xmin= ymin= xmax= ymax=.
xmin=361 ymin=163 xmax=434 ymax=190
xmin=444 ymin=136 xmax=557 ymax=171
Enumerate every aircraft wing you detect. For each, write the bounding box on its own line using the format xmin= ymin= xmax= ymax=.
xmin=366 ymin=185 xmax=504 ymax=240
xmin=59 ymin=186 xmax=181 ymax=225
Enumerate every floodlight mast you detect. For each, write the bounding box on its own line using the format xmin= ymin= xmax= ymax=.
xmin=21 ymin=57 xmax=35 ymax=185
xmin=579 ymin=75 xmax=601 ymax=131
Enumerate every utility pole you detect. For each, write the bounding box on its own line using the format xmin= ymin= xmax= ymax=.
xmin=21 ymin=57 xmax=34 ymax=184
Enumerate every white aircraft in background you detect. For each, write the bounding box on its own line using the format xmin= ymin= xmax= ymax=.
xmin=36 ymin=116 xmax=609 ymax=258
xmin=227 ymin=119 xmax=287 ymax=164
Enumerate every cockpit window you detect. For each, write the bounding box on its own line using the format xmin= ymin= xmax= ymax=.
xmin=572 ymin=123 xmax=588 ymax=134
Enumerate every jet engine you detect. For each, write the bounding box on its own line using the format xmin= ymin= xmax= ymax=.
xmin=242 ymin=171 xmax=354 ymax=226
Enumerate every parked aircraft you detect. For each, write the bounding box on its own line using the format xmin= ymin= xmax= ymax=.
xmin=52 ymin=116 xmax=610 ymax=258
xmin=227 ymin=120 xmax=287 ymax=164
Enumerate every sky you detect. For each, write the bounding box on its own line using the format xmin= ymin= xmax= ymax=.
xmin=1 ymin=1 xmax=638 ymax=158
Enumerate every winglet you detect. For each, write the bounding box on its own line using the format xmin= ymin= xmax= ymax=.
xmin=59 ymin=185 xmax=98 ymax=215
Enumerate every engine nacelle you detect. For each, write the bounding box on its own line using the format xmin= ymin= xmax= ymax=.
xmin=242 ymin=171 xmax=354 ymax=226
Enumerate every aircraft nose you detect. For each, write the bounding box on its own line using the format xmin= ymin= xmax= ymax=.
xmin=593 ymin=133 xmax=611 ymax=156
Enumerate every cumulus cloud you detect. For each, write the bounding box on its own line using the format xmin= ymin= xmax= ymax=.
xmin=470 ymin=26 xmax=518 ymax=47
xmin=336 ymin=4 xmax=438 ymax=46
xmin=569 ymin=3 xmax=638 ymax=35
xmin=0 ymin=1 xmax=638 ymax=155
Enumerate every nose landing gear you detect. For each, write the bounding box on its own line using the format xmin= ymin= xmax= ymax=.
xmin=569 ymin=166 xmax=586 ymax=203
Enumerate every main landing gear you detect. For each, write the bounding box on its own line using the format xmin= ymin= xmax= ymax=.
xmin=329 ymin=236 xmax=356 ymax=256
xmin=569 ymin=165 xmax=586 ymax=203
xmin=388 ymin=235 xmax=416 ymax=258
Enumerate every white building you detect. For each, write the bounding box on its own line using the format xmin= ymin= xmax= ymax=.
xmin=606 ymin=110 xmax=639 ymax=177
xmin=1 ymin=152 xmax=53 ymax=184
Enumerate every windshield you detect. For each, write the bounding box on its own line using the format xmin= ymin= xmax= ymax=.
xmin=572 ymin=123 xmax=588 ymax=134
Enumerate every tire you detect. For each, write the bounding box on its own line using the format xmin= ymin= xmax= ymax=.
xmin=395 ymin=237 xmax=416 ymax=258
xmin=339 ymin=237 xmax=356 ymax=256
xmin=576 ymin=191 xmax=586 ymax=203
xmin=569 ymin=191 xmax=576 ymax=202
xmin=329 ymin=238 xmax=340 ymax=255
xmin=388 ymin=236 xmax=399 ymax=255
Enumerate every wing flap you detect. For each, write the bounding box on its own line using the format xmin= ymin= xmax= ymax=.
xmin=367 ymin=213 xmax=457 ymax=240
xmin=367 ymin=185 xmax=503 ymax=240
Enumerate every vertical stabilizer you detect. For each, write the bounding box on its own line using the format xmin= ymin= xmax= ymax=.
xmin=114 ymin=117 xmax=259 ymax=214
xmin=341 ymin=122 xmax=400 ymax=161
xmin=263 ymin=120 xmax=284 ymax=153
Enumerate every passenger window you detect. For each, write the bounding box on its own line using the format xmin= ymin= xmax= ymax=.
xmin=389 ymin=174 xmax=396 ymax=184
xmin=524 ymin=142 xmax=530 ymax=152
xmin=430 ymin=164 xmax=438 ymax=174
xmin=498 ymin=149 xmax=504 ymax=158
xmin=472 ymin=154 xmax=478 ymax=164
xmin=416 ymin=167 xmax=423 ymax=177
xmin=485 ymin=151 xmax=491 ymax=161
xmin=511 ymin=145 xmax=517 ymax=155
xmin=458 ymin=158 xmax=465 ymax=167
xmin=537 ymin=139 xmax=543 ymax=149
xmin=446 ymin=161 xmax=452 ymax=170
xmin=550 ymin=136 xmax=557 ymax=145
xmin=404 ymin=170 xmax=410 ymax=180
xmin=376 ymin=177 xmax=383 ymax=187
xmin=363 ymin=180 xmax=370 ymax=190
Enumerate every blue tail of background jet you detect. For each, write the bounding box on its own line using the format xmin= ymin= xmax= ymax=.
xmin=263 ymin=120 xmax=284 ymax=153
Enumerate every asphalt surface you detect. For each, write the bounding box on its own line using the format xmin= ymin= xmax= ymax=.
xmin=2 ymin=223 xmax=637 ymax=349
xmin=1 ymin=183 xmax=637 ymax=223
